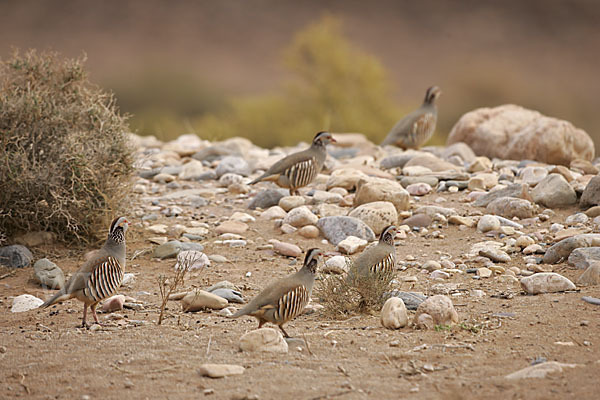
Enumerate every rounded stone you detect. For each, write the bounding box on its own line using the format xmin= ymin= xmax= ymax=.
xmin=348 ymin=201 xmax=398 ymax=235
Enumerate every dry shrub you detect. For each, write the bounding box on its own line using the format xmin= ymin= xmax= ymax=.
xmin=316 ymin=259 xmax=394 ymax=319
xmin=0 ymin=50 xmax=133 ymax=243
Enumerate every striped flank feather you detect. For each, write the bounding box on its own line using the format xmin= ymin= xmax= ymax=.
xmin=83 ymin=256 xmax=124 ymax=303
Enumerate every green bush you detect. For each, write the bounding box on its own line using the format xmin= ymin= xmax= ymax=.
xmin=0 ymin=50 xmax=134 ymax=243
xmin=196 ymin=16 xmax=402 ymax=147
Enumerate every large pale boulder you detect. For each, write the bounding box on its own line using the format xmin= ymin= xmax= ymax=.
xmin=239 ymin=328 xmax=288 ymax=353
xmin=447 ymin=104 xmax=594 ymax=166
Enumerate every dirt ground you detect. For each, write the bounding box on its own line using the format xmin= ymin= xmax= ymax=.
xmin=1 ymin=191 xmax=599 ymax=400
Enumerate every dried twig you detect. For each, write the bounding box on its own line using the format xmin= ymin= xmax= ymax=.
xmin=303 ymin=333 xmax=314 ymax=357
xmin=0 ymin=270 xmax=17 ymax=280
xmin=206 ymin=335 xmax=212 ymax=357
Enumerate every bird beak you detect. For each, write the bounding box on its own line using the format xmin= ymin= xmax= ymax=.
xmin=329 ymin=136 xmax=337 ymax=143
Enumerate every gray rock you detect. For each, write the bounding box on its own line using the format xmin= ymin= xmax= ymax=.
xmin=544 ymin=234 xmax=600 ymax=264
xmin=402 ymin=213 xmax=432 ymax=228
xmin=487 ymin=197 xmax=535 ymax=219
xmin=495 ymin=216 xmax=524 ymax=229
xmin=383 ymin=291 xmax=427 ymax=310
xmin=33 ymin=258 xmax=65 ymax=290
xmin=380 ymin=154 xmax=414 ymax=169
xmin=580 ymin=175 xmax=600 ymax=209
xmin=189 ymin=195 xmax=210 ymax=208
xmin=209 ymin=288 xmax=245 ymax=303
xmin=138 ymin=166 xmax=182 ymax=179
xmin=180 ymin=242 xmax=205 ymax=252
xmin=520 ymin=272 xmax=576 ymax=294
xmin=567 ymin=247 xmax=600 ymax=270
xmin=195 ymin=170 xmax=218 ymax=181
xmin=215 ymin=156 xmax=251 ymax=178
xmin=248 ymin=189 xmax=288 ymax=210
xmin=317 ymin=216 xmax=376 ymax=246
xmin=441 ymin=142 xmax=476 ymax=163
xmin=400 ymin=176 xmax=439 ymax=188
xmin=0 ymin=245 xmax=33 ymax=268
xmin=206 ymin=280 xmax=238 ymax=291
xmin=153 ymin=241 xmax=182 ymax=259
xmin=531 ymin=174 xmax=577 ymax=208
xmin=474 ymin=183 xmax=530 ymax=207
xmin=565 ymin=213 xmax=589 ymax=226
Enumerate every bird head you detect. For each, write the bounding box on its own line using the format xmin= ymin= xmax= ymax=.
xmin=424 ymin=86 xmax=442 ymax=105
xmin=109 ymin=216 xmax=129 ymax=242
xmin=312 ymin=131 xmax=337 ymax=146
xmin=303 ymin=248 xmax=323 ymax=274
xmin=380 ymin=225 xmax=397 ymax=245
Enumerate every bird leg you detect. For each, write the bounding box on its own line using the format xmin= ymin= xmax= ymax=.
xmin=257 ymin=320 xmax=265 ymax=330
xmin=81 ymin=304 xmax=89 ymax=328
xmin=90 ymin=303 xmax=101 ymax=325
xmin=278 ymin=325 xmax=291 ymax=338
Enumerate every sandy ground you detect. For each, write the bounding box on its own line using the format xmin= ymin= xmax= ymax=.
xmin=1 ymin=191 xmax=599 ymax=400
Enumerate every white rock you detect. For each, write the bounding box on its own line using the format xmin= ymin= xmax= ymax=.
xmin=198 ymin=364 xmax=245 ymax=378
xmin=381 ymin=297 xmax=408 ymax=329
xmin=326 ymin=168 xmax=368 ymax=190
xmin=101 ymin=295 xmax=125 ymax=312
xmin=283 ymin=206 xmax=318 ymax=227
xmin=239 ymin=328 xmax=288 ymax=353
xmin=406 ymin=183 xmax=432 ymax=196
xmin=230 ymin=211 xmax=256 ymax=223
xmin=336 ymin=236 xmax=368 ymax=255
xmin=516 ymin=236 xmax=535 ymax=248
xmin=11 ymin=294 xmax=44 ymax=312
xmin=322 ymin=255 xmax=349 ymax=274
xmin=298 ymin=225 xmax=320 ymax=239
xmin=477 ymin=215 xmax=501 ymax=233
xmin=520 ymin=272 xmax=576 ymax=294
xmin=174 ymin=250 xmax=210 ymax=271
xmin=520 ymin=166 xmax=548 ymax=186
xmin=354 ymin=177 xmax=410 ymax=213
xmin=121 ymin=273 xmax=136 ymax=286
xmin=271 ymin=240 xmax=302 ymax=257
xmin=179 ymin=160 xmax=205 ymax=180
xmin=477 ymin=267 xmax=492 ymax=278
xmin=147 ymin=224 xmax=168 ymax=234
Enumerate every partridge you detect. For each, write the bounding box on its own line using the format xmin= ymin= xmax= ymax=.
xmin=41 ymin=216 xmax=129 ymax=327
xmin=381 ymin=86 xmax=441 ymax=149
xmin=231 ymin=248 xmax=322 ymax=338
xmin=349 ymin=225 xmax=397 ymax=279
xmin=249 ymin=131 xmax=336 ymax=195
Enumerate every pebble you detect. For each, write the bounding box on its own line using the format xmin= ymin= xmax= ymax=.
xmin=406 ymin=183 xmax=432 ymax=196
xmin=477 ymin=215 xmax=501 ymax=233
xmin=477 ymin=267 xmax=492 ymax=278
xmin=516 ymin=236 xmax=535 ymax=248
xmin=261 ymin=206 xmax=287 ymax=220
xmin=297 ymin=225 xmax=320 ymax=238
xmin=448 ymin=215 xmax=475 ymax=227
xmin=215 ymin=220 xmax=248 ymax=235
xmin=505 ymin=361 xmax=579 ymax=380
xmin=430 ymin=270 xmax=450 ymax=280
xmin=348 ymin=201 xmax=398 ymax=235
xmin=576 ymin=263 xmax=600 ymax=286
xmin=283 ymin=206 xmax=318 ymax=227
xmin=402 ymin=213 xmax=432 ymax=228
xmin=181 ymin=289 xmax=228 ymax=311
xmin=153 ymin=241 xmax=182 ymax=259
xmin=279 ymin=196 xmax=306 ymax=211
xmin=565 ymin=213 xmax=589 ymax=226
xmin=479 ymin=248 xmax=511 ymax=263
xmin=381 ymin=297 xmax=408 ymax=329
xmin=248 ymin=189 xmax=287 ymax=210
xmin=523 ymin=244 xmax=543 ymax=255
xmin=423 ymin=260 xmax=441 ymax=271
xmin=198 ymin=364 xmax=245 ymax=378
xmin=271 ymin=240 xmax=302 ymax=257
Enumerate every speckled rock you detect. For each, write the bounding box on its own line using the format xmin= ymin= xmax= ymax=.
xmin=283 ymin=206 xmax=318 ymax=227
xmin=567 ymin=247 xmax=600 ymax=270
xmin=544 ymin=234 xmax=600 ymax=264
xmin=577 ymin=263 xmax=600 ymax=286
xmin=487 ymin=197 xmax=535 ymax=219
xmin=413 ymin=295 xmax=459 ymax=329
xmin=0 ymin=245 xmax=33 ymax=269
xmin=348 ymin=201 xmax=398 ymax=235
xmin=477 ymin=215 xmax=501 ymax=233
xmin=33 ymin=258 xmax=65 ymax=290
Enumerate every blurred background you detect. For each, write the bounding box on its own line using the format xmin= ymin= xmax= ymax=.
xmin=1 ymin=0 xmax=599 ymax=148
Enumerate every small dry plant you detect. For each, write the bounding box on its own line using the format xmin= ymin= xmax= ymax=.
xmin=316 ymin=259 xmax=395 ymax=319
xmin=156 ymin=252 xmax=203 ymax=325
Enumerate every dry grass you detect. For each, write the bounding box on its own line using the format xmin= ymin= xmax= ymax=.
xmin=0 ymin=50 xmax=134 ymax=243
xmin=316 ymin=259 xmax=394 ymax=319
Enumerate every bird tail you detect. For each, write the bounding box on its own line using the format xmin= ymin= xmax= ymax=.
xmin=248 ymin=175 xmax=264 ymax=186
xmin=230 ymin=305 xmax=250 ymax=318
xmin=40 ymin=290 xmax=72 ymax=308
